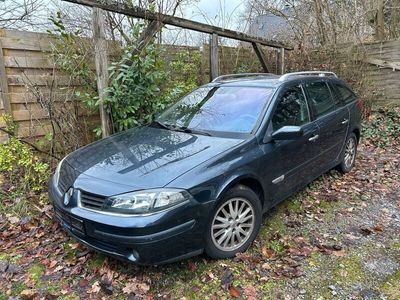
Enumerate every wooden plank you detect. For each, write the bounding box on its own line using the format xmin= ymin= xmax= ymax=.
xmin=3 ymin=56 xmax=54 ymax=69
xmin=12 ymin=109 xmax=49 ymax=121
xmin=362 ymin=58 xmax=400 ymax=71
xmin=62 ymin=0 xmax=293 ymax=50
xmin=209 ymin=33 xmax=219 ymax=81
xmin=0 ymin=37 xmax=52 ymax=51
xmin=9 ymin=92 xmax=82 ymax=104
xmin=251 ymin=42 xmax=270 ymax=73
xmin=93 ymin=7 xmax=112 ymax=137
xmin=0 ymin=40 xmax=11 ymax=114
xmin=276 ymin=48 xmax=285 ymax=75
xmin=7 ymin=75 xmax=81 ymax=86
xmin=12 ymin=108 xmax=97 ymax=121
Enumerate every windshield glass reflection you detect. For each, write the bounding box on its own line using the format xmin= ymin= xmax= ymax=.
xmin=158 ymin=86 xmax=274 ymax=133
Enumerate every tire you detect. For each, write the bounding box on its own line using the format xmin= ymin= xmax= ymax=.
xmin=204 ymin=184 xmax=262 ymax=259
xmin=337 ymin=133 xmax=358 ymax=173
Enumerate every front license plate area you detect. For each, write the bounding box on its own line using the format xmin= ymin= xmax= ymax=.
xmin=54 ymin=206 xmax=85 ymax=236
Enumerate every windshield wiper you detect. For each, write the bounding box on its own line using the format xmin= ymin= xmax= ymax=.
xmin=178 ymin=126 xmax=211 ymax=136
xmin=152 ymin=121 xmax=211 ymax=136
xmin=152 ymin=120 xmax=172 ymax=130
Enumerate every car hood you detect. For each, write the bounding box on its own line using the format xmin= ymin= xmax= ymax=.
xmin=66 ymin=126 xmax=244 ymax=189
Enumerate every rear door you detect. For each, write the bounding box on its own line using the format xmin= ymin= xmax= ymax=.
xmin=304 ymin=80 xmax=349 ymax=170
xmin=259 ymin=83 xmax=320 ymax=204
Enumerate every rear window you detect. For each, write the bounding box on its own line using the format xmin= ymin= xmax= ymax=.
xmin=334 ymin=83 xmax=356 ymax=104
xmin=305 ymin=81 xmax=335 ymax=118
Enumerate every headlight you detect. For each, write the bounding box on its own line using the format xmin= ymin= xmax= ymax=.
xmin=107 ymin=189 xmax=191 ymax=214
xmin=53 ymin=157 xmax=66 ymax=188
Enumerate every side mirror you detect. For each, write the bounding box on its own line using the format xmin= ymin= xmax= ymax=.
xmin=271 ymin=126 xmax=303 ymax=140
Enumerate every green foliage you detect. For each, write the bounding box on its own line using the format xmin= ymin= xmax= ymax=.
xmin=159 ymin=50 xmax=201 ymax=108
xmin=48 ymin=12 xmax=98 ymax=109
xmin=105 ymin=28 xmax=165 ymax=131
xmin=362 ymin=107 xmax=400 ymax=148
xmin=48 ymin=13 xmax=201 ymax=135
xmin=0 ymin=115 xmax=49 ymax=192
xmin=106 ymin=36 xmax=201 ymax=132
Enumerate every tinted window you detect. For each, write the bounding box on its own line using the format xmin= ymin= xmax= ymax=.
xmin=305 ymin=81 xmax=335 ymax=118
xmin=334 ymin=83 xmax=356 ymax=104
xmin=328 ymin=83 xmax=343 ymax=106
xmin=158 ymin=86 xmax=274 ymax=133
xmin=272 ymin=85 xmax=310 ymax=131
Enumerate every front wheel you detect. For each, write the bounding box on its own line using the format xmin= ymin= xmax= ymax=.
xmin=337 ymin=133 xmax=358 ymax=173
xmin=204 ymin=185 xmax=262 ymax=259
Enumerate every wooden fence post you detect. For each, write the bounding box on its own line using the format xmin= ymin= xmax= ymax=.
xmin=93 ymin=7 xmax=112 ymax=138
xmin=210 ymin=33 xmax=219 ymax=81
xmin=252 ymin=42 xmax=270 ymax=73
xmin=0 ymin=40 xmax=11 ymax=115
xmin=276 ymin=48 xmax=285 ymax=75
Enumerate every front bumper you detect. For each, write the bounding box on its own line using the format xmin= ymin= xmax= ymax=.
xmin=49 ymin=177 xmax=212 ymax=265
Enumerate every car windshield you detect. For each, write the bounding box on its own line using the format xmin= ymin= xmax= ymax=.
xmin=157 ymin=86 xmax=274 ymax=134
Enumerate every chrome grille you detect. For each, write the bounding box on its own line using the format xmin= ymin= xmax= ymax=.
xmin=80 ymin=192 xmax=106 ymax=210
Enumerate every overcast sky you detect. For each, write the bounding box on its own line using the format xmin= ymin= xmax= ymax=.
xmin=185 ymin=0 xmax=246 ymax=29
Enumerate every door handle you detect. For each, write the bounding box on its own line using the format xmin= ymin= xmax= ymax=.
xmin=341 ymin=119 xmax=349 ymax=125
xmin=308 ymin=134 xmax=319 ymax=142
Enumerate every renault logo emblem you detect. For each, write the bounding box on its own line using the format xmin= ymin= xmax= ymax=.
xmin=64 ymin=188 xmax=74 ymax=206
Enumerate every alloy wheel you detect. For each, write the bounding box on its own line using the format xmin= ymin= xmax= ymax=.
xmin=211 ymin=197 xmax=255 ymax=251
xmin=344 ymin=137 xmax=356 ymax=169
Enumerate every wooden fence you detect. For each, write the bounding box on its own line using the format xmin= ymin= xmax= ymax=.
xmin=0 ymin=28 xmax=399 ymax=144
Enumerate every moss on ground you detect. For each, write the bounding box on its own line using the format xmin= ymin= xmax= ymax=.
xmin=333 ymin=255 xmax=365 ymax=286
xmin=28 ymin=263 xmax=45 ymax=283
xmin=382 ymin=271 xmax=400 ymax=300
xmin=0 ymin=251 xmax=22 ymax=263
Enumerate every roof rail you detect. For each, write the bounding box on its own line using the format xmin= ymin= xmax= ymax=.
xmin=279 ymin=71 xmax=338 ymax=81
xmin=212 ymin=73 xmax=276 ymax=82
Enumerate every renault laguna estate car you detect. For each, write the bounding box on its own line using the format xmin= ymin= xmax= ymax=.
xmin=49 ymin=71 xmax=362 ymax=265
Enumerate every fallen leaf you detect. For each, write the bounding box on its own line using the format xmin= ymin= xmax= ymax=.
xmin=373 ymin=225 xmax=384 ymax=232
xmin=122 ymin=279 xmax=150 ymax=295
xmin=262 ymin=262 xmax=272 ymax=270
xmin=78 ymin=279 xmax=89 ymax=288
xmin=243 ymin=285 xmax=257 ymax=300
xmin=49 ymin=260 xmax=58 ymax=269
xmin=333 ymin=250 xmax=346 ymax=257
xmin=8 ymin=216 xmax=20 ymax=224
xmin=87 ymin=281 xmax=101 ymax=294
xmin=188 ymin=260 xmax=196 ymax=272
xmin=229 ymin=286 xmax=241 ymax=298
xmin=262 ymin=247 xmax=275 ymax=258
xmin=20 ymin=289 xmax=37 ymax=299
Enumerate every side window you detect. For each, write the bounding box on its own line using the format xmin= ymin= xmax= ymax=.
xmin=334 ymin=83 xmax=356 ymax=104
xmin=272 ymin=85 xmax=310 ymax=131
xmin=328 ymin=83 xmax=343 ymax=107
xmin=305 ymin=81 xmax=335 ymax=118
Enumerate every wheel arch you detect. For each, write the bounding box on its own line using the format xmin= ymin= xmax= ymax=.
xmin=215 ymin=174 xmax=266 ymax=210
xmin=352 ymin=127 xmax=360 ymax=143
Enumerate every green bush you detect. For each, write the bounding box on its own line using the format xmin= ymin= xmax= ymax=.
xmin=0 ymin=116 xmax=49 ymax=192
xmin=105 ymin=30 xmax=165 ymax=132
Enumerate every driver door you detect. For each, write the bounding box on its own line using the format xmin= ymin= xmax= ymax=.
xmin=259 ymin=83 xmax=320 ymax=204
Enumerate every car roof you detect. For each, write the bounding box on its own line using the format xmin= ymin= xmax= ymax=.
xmin=206 ymin=72 xmax=347 ymax=89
